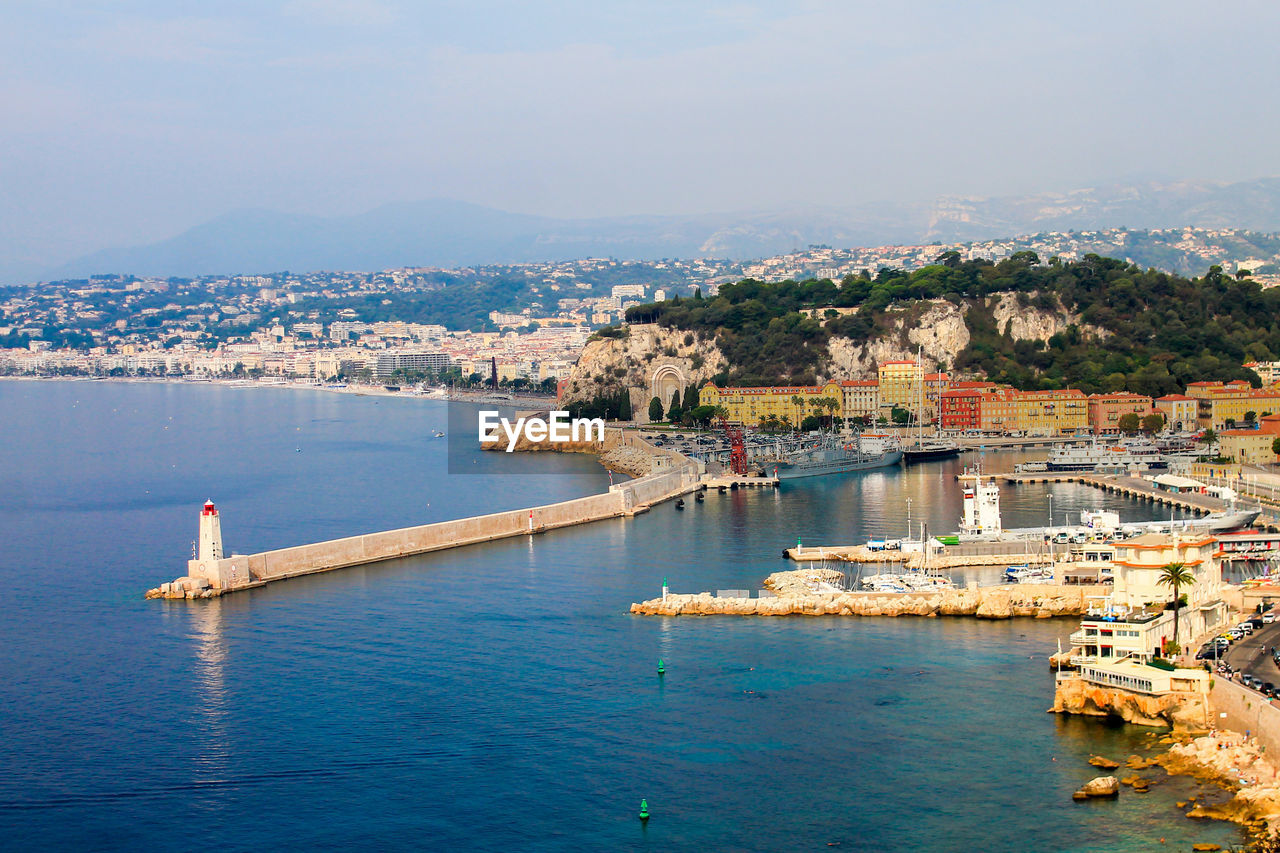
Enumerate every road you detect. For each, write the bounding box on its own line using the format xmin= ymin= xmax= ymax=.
xmin=1219 ymin=619 xmax=1280 ymax=690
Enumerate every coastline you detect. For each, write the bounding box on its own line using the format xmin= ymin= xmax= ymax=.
xmin=0 ymin=373 xmax=559 ymax=408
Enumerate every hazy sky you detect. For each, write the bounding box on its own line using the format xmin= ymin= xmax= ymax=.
xmin=4 ymin=0 xmax=1280 ymax=275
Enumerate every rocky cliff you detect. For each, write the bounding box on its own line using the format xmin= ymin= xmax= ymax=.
xmin=563 ymin=293 xmax=1092 ymax=403
xmin=1052 ymin=675 xmax=1210 ymax=729
xmin=560 ymin=324 xmax=725 ymax=413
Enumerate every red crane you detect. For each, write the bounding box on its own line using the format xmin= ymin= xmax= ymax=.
xmin=718 ymin=417 xmax=750 ymax=476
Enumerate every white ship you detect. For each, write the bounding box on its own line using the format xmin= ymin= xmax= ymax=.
xmin=1047 ymin=439 xmax=1167 ymax=471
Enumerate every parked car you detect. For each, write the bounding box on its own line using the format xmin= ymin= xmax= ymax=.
xmin=1248 ymin=617 xmax=1265 ymax=628
xmin=1264 ymin=682 xmax=1277 ymax=697
xmin=1265 ymin=612 xmax=1277 ymax=624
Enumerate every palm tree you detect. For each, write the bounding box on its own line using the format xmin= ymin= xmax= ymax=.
xmin=1202 ymin=428 xmax=1218 ymax=458
xmin=1156 ymin=562 xmax=1197 ymax=657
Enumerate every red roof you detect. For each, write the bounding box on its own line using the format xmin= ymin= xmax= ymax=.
xmin=1156 ymin=394 xmax=1194 ymax=401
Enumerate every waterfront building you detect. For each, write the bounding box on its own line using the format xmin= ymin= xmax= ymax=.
xmin=698 ymin=381 xmax=845 ymax=427
xmin=1076 ymin=658 xmax=1210 ymax=697
xmin=938 ymin=382 xmax=1000 ymax=432
xmin=1069 ymin=533 xmax=1228 ymax=665
xmin=1087 ymin=392 xmax=1154 ymax=434
xmin=1184 ymin=380 xmax=1280 ymax=429
xmin=837 ymin=379 xmax=880 ymax=420
xmin=374 ymin=350 xmax=452 ymax=379
xmin=1155 ymin=394 xmax=1199 ymax=432
xmin=974 ymin=387 xmax=1087 ymax=435
xmin=877 ymin=360 xmax=923 ymax=411
xmin=1217 ymin=413 xmax=1280 ymax=464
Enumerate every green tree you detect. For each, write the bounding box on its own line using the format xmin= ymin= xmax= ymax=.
xmin=682 ymin=384 xmax=699 ymax=412
xmin=1245 ymin=410 xmax=1258 ymax=424
xmin=891 ymin=406 xmax=912 ymax=425
xmin=1272 ymin=435 xmax=1280 ymax=459
xmin=1141 ymin=412 xmax=1165 ymax=434
xmin=1118 ymin=412 xmax=1141 ymax=433
xmin=1156 ymin=562 xmax=1196 ymax=656
xmin=648 ymin=396 xmax=663 ymax=422
xmin=1202 ymin=428 xmax=1218 ymax=456
xmin=667 ymin=390 xmax=682 ymax=422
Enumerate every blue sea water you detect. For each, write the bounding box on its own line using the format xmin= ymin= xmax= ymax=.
xmin=0 ymin=380 xmax=1244 ymax=851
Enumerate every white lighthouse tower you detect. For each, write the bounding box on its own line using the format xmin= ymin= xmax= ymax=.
xmin=197 ymin=500 xmax=224 ymax=562
xmin=186 ymin=499 xmax=247 ymax=590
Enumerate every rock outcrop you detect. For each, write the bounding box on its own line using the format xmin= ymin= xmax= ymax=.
xmin=1162 ymin=732 xmax=1280 ymax=828
xmin=1073 ymin=776 xmax=1120 ymax=799
xmin=560 ymin=324 xmax=725 ymax=416
xmin=145 ymin=575 xmax=219 ymax=600
xmin=1051 ymin=676 xmax=1210 ymax=729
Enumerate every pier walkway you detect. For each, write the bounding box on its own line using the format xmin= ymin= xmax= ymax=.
xmin=148 ymin=443 xmax=700 ymax=599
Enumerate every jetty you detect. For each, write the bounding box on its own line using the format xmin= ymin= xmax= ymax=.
xmin=630 ymin=568 xmax=1093 ymax=619
xmin=147 ymin=431 xmax=699 ymax=600
xmin=1002 ymin=471 xmax=1280 ymax=532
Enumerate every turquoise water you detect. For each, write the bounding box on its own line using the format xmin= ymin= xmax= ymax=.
xmin=0 ymin=380 xmax=1243 ymax=851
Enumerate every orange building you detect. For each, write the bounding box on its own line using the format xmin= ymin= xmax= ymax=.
xmin=1087 ymin=392 xmax=1154 ymax=434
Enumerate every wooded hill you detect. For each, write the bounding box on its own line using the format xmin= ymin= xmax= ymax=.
xmin=622 ymin=253 xmax=1272 ymax=395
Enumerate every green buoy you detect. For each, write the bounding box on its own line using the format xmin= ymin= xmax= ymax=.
xmin=657 ymin=658 xmax=665 ymax=675
xmin=639 ymin=798 xmax=650 ymax=821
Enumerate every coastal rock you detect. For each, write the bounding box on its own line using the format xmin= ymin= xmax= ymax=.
xmin=1089 ymin=756 xmax=1121 ymax=769
xmin=974 ymin=590 xmax=1012 ymax=619
xmin=1075 ymin=776 xmax=1120 ymax=798
xmin=1191 ymin=845 xmax=1222 ymax=852
xmin=1052 ymin=676 xmax=1209 ymax=729
xmin=1162 ymin=733 xmax=1280 ymax=828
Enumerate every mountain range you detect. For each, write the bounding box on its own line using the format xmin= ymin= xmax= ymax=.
xmin=35 ymin=176 xmax=1280 ymax=283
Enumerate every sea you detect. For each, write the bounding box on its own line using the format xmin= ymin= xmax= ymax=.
xmin=0 ymin=380 xmax=1245 ymax=852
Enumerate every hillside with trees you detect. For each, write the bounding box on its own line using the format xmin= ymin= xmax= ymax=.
xmin=622 ymin=253 xmax=1274 ymax=395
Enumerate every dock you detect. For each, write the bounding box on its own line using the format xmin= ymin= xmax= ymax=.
xmin=786 ymin=540 xmax=1063 ymax=570
xmin=1001 ymin=471 xmax=1280 ymax=531
xmin=702 ymin=474 xmax=780 ymax=489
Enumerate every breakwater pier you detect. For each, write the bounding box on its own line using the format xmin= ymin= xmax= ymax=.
xmin=147 ymin=455 xmax=699 ymax=600
xmin=631 ymin=568 xmax=1092 ymax=618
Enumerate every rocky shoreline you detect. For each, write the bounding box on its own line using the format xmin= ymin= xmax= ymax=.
xmin=630 ymin=568 xmax=1089 ymax=618
xmin=1160 ymin=731 xmax=1280 ymax=833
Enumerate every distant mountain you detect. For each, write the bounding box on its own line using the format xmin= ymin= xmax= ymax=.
xmin=38 ymin=176 xmax=1280 ymax=282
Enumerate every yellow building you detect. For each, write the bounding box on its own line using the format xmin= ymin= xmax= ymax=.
xmin=976 ymin=388 xmax=1087 ymax=434
xmin=877 ymin=360 xmax=922 ymax=410
xmin=1185 ymin=381 xmax=1280 ymax=429
xmin=699 ymin=381 xmax=844 ymax=426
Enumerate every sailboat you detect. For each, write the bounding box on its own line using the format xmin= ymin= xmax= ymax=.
xmin=901 ymin=348 xmax=961 ymax=464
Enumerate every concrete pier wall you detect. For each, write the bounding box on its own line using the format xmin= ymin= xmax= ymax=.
xmin=187 ymin=458 xmax=699 ymax=591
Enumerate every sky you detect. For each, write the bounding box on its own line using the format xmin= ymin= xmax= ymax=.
xmin=3 ymin=0 xmax=1280 ymax=278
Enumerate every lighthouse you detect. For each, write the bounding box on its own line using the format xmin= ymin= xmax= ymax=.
xmin=198 ymin=500 xmax=224 ymax=562
xmin=186 ymin=499 xmax=247 ymax=590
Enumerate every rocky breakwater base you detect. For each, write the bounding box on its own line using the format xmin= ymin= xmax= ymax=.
xmin=146 ymin=576 xmax=221 ymax=600
xmin=629 ymin=568 xmax=1089 ymax=619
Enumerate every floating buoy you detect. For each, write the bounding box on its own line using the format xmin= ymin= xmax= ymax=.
xmin=657 ymin=659 xmax=665 ymax=675
xmin=639 ymin=799 xmax=650 ymax=821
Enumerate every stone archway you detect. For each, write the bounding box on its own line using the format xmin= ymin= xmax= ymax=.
xmin=650 ymin=363 xmax=687 ymax=416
